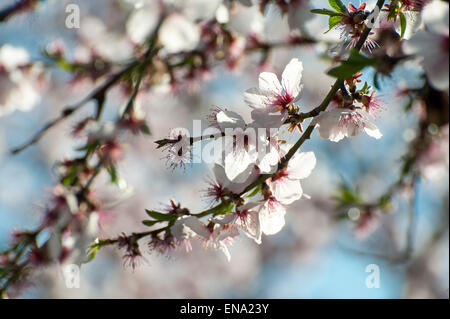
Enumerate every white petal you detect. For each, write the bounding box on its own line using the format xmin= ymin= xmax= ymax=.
xmin=160 ymin=14 xmax=200 ymax=54
xmin=212 ymin=163 xmax=258 ymax=194
xmin=256 ymin=137 xmax=281 ymax=173
xmin=213 ymin=224 xmax=240 ymax=241
xmin=244 ymin=87 xmax=268 ymax=109
xmin=236 ymin=202 xmax=262 ymax=243
xmin=224 ymin=148 xmax=254 ymax=183
xmin=363 ymin=121 xmax=383 ymax=139
xmin=126 ymin=7 xmax=158 ymax=44
xmin=0 ymin=45 xmax=30 ymax=71
xmin=219 ymin=243 xmax=232 ymax=262
xmin=258 ymin=200 xmax=286 ymax=235
xmin=210 ymin=213 xmax=237 ymax=225
xmin=281 ymin=58 xmax=303 ymax=100
xmin=171 ymin=216 xmax=209 ymax=239
xmin=422 ymin=0 xmax=449 ymax=35
xmin=267 ymin=178 xmax=303 ymax=205
xmin=216 ymin=110 xmax=246 ymax=130
xmin=258 ymin=72 xmax=282 ymax=95
xmin=215 ymin=4 xmax=229 ymax=24
xmin=313 ymin=109 xmax=346 ymax=142
xmin=286 ymin=151 xmax=317 ymax=180
xmin=182 ymin=0 xmax=222 ymax=22
xmin=240 ymin=210 xmax=262 ymax=244
xmin=250 ymin=108 xmax=288 ymax=128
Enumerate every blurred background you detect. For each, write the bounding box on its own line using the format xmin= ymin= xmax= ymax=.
xmin=0 ymin=0 xmax=448 ymax=298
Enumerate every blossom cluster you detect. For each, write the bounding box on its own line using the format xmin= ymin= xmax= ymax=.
xmin=0 ymin=44 xmax=46 ymax=117
xmin=146 ymin=57 xmax=385 ymax=262
xmin=0 ymin=0 xmax=448 ymax=297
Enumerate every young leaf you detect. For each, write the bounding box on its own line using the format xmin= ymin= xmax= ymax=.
xmin=373 ymin=72 xmax=381 ymax=90
xmin=86 ymin=239 xmax=100 ymax=263
xmin=387 ymin=5 xmax=398 ymax=21
xmin=106 ymin=164 xmax=119 ymax=184
xmin=327 ymin=15 xmax=343 ymax=32
xmin=145 ymin=209 xmax=177 ymax=221
xmin=142 ymin=220 xmax=160 ymax=227
xmin=140 ymin=122 xmax=151 ymax=135
xmin=61 ymin=166 xmax=78 ymax=186
xmin=399 ymin=11 xmax=407 ymax=39
xmin=202 ymin=201 xmax=234 ymax=216
xmin=333 ymin=182 xmax=363 ymax=209
xmin=327 ymin=50 xmax=376 ymax=79
xmin=328 ymin=0 xmax=347 ymax=13
xmin=246 ymin=184 xmax=262 ymax=198
xmin=310 ymin=9 xmax=344 ymax=17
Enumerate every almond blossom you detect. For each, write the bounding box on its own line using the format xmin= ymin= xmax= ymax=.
xmin=204 ymin=164 xmax=258 ymax=201
xmin=170 ymin=215 xmax=210 ymax=251
xmin=126 ymin=0 xmax=222 ymax=53
xmin=211 ymin=202 xmax=262 ymax=244
xmin=265 ymin=151 xmax=317 ymax=205
xmin=257 ymin=198 xmax=287 ymax=236
xmin=202 ymin=223 xmax=240 ymax=262
xmin=163 ymin=128 xmax=192 ymax=169
xmin=209 ymin=109 xmax=258 ymax=182
xmin=403 ymin=0 xmax=449 ymax=91
xmin=0 ymin=44 xmax=42 ymax=117
xmin=312 ymin=108 xmax=382 ymax=142
xmin=244 ymin=58 xmax=304 ymax=128
xmin=221 ymin=126 xmax=259 ymax=183
xmin=171 ymin=215 xmax=239 ymax=261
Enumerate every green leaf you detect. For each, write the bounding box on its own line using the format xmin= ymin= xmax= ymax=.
xmin=403 ymin=96 xmax=414 ymax=113
xmin=387 ymin=6 xmax=398 ymax=21
xmin=86 ymin=240 xmax=100 ymax=263
xmin=76 ymin=141 xmax=99 ymax=155
xmin=327 ymin=15 xmax=343 ymax=32
xmin=201 ymin=201 xmax=234 ymax=216
xmin=333 ymin=182 xmax=363 ymax=209
xmin=106 ymin=164 xmax=119 ymax=184
xmin=373 ymin=72 xmax=381 ymax=90
xmin=140 ymin=122 xmax=151 ymax=135
xmin=310 ymin=8 xmax=344 ymax=16
xmin=360 ymin=81 xmax=371 ymax=94
xmin=142 ymin=220 xmax=160 ymax=227
xmin=328 ymin=0 xmax=347 ymax=13
xmin=399 ymin=11 xmax=407 ymax=39
xmin=327 ymin=50 xmax=376 ymax=79
xmin=61 ymin=166 xmax=77 ymax=186
xmin=378 ymin=195 xmax=391 ymax=211
xmin=145 ymin=209 xmax=177 ymax=221
xmin=246 ymin=184 xmax=262 ymax=198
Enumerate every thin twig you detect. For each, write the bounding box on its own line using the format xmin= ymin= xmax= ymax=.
xmin=10 ymin=62 xmax=138 ymax=154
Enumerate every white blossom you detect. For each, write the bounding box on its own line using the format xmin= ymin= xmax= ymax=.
xmin=403 ymin=0 xmax=449 ymax=90
xmin=256 ymin=199 xmax=287 ymax=236
xmin=203 ymin=223 xmax=240 ymax=261
xmin=159 ymin=14 xmax=201 ymax=54
xmin=313 ymin=108 xmax=382 ymax=142
xmin=206 ymin=163 xmax=258 ymax=198
xmin=211 ymin=202 xmax=262 ymax=244
xmin=244 ymin=58 xmax=304 ymax=128
xmin=126 ymin=0 xmax=222 ymax=53
xmin=0 ymin=44 xmax=30 ymax=71
xmin=0 ymin=45 xmax=42 ymax=117
xmin=164 ymin=128 xmax=192 ymax=169
xmin=265 ymin=151 xmax=316 ymax=205
xmin=171 ymin=215 xmax=210 ymax=240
